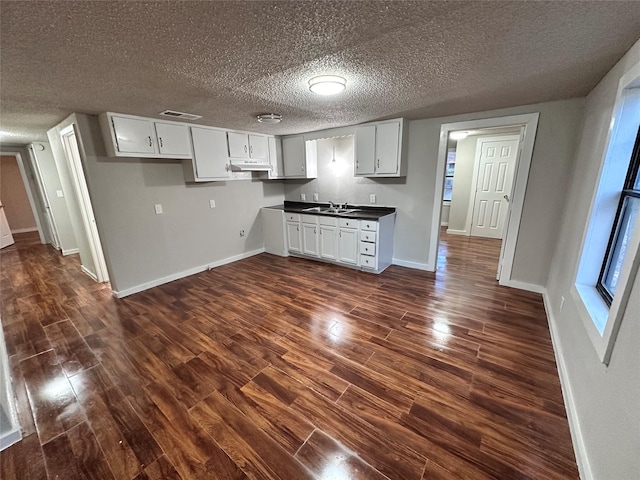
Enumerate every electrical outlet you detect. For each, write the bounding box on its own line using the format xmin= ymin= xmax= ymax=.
xmin=240 ymin=230 xmax=245 ymax=237
xmin=370 ymin=194 xmax=376 ymax=204
xmin=560 ymin=296 xmax=565 ymax=311
xmin=313 ymin=193 xmax=319 ymax=202
xmin=56 ymin=190 xmax=64 ymax=198
xmin=300 ymin=193 xmax=306 ymax=201
xmin=209 ymin=199 xmax=216 ymax=208
xmin=154 ymin=204 xmax=163 ymax=214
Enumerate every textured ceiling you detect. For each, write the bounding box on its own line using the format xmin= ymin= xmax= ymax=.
xmin=1 ymin=1 xmax=640 ymax=143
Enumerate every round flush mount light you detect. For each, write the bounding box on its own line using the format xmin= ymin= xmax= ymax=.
xmin=450 ymin=131 xmax=469 ymax=140
xmin=257 ymin=113 xmax=282 ymax=124
xmin=308 ymin=75 xmax=346 ymax=96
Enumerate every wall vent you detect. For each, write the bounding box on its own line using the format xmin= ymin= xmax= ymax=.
xmin=159 ymin=110 xmax=202 ymax=121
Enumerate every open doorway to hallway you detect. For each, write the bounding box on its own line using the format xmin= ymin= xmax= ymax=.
xmin=438 ymin=126 xmax=522 ymax=276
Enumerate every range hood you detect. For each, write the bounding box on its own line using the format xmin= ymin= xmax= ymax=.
xmin=229 ymin=159 xmax=272 ymax=172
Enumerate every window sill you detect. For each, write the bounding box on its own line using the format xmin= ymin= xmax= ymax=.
xmin=573 ymin=284 xmax=609 ymax=335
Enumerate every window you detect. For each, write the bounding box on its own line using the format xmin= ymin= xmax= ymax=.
xmin=597 ymin=127 xmax=640 ymax=305
xmin=443 ymin=151 xmax=456 ymax=201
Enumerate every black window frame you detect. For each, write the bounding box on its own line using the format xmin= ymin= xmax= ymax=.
xmin=596 ymin=126 xmax=640 ymax=306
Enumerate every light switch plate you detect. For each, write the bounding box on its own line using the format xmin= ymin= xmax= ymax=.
xmin=154 ymin=204 xmax=163 ymax=214
xmin=370 ymin=194 xmax=376 ymax=204
xmin=313 ymin=193 xmax=319 ymax=202
xmin=56 ymin=190 xmax=64 ymax=198
xmin=209 ymin=199 xmax=216 ymax=208
xmin=300 ymin=193 xmax=306 ymax=201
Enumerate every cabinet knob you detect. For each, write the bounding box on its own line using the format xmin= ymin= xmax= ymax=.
xmin=250 ymin=145 xmax=253 ymax=155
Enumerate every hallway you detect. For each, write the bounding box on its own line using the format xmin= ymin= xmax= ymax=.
xmin=0 ymin=232 xmax=577 ymax=479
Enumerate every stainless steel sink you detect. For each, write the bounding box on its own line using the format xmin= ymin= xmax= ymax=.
xmin=302 ymin=206 xmax=360 ymax=215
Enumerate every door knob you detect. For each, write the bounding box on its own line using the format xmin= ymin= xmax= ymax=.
xmin=504 ymin=194 xmax=510 ymax=202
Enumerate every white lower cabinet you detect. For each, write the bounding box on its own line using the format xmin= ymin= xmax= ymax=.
xmin=279 ymin=210 xmax=395 ymax=274
xmin=319 ymin=227 xmax=337 ymax=260
xmin=286 ymin=213 xmax=302 ymax=254
xmin=338 ymin=225 xmax=358 ymax=265
xmin=302 ymin=215 xmax=319 ymax=257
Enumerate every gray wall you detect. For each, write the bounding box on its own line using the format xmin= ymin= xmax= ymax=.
xmin=285 ymin=98 xmax=584 ymax=286
xmin=546 ymin=40 xmax=640 ymax=479
xmin=29 ymin=141 xmax=78 ymax=253
xmin=73 ymin=114 xmax=285 ymax=294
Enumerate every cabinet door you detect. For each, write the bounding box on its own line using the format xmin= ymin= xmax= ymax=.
xmin=282 ymin=136 xmax=305 ymax=177
xmin=190 ymin=127 xmax=230 ymax=179
xmin=155 ymin=122 xmax=191 ymax=157
xmin=111 ymin=116 xmax=156 ymax=155
xmin=268 ymin=137 xmax=283 ymax=178
xmin=320 ymin=225 xmax=337 ymax=260
xmin=355 ymin=125 xmax=376 ymax=175
xmin=338 ymin=228 xmax=358 ymax=265
xmin=302 ymin=223 xmax=319 ymax=257
xmin=249 ymin=135 xmax=268 ymax=160
xmin=375 ymin=121 xmax=400 ymax=174
xmin=227 ymin=132 xmax=249 ymax=158
xmin=286 ymin=221 xmax=302 ymax=253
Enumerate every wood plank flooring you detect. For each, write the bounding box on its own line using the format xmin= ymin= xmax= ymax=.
xmin=0 ymin=230 xmax=578 ymax=479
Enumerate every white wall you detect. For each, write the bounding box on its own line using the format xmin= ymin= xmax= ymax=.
xmin=72 ymin=114 xmax=285 ymax=294
xmin=284 ymin=98 xmax=584 ymax=286
xmin=28 ymin=142 xmax=78 ymax=252
xmin=545 ymin=40 xmax=640 ymax=479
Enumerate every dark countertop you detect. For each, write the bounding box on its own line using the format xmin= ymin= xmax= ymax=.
xmin=264 ymin=201 xmax=396 ymax=220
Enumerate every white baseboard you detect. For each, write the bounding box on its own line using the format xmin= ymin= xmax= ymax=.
xmin=446 ymin=228 xmax=468 ymax=235
xmin=542 ymin=292 xmax=592 ymax=480
xmin=440 ymin=222 xmax=449 ymax=227
xmin=113 ymin=248 xmax=265 ymax=298
xmin=10 ymin=227 xmax=38 ymax=234
xmin=62 ymin=247 xmax=79 ymax=255
xmin=392 ymin=258 xmax=432 ymax=271
xmin=500 ymin=279 xmax=546 ymax=294
xmin=81 ymin=265 xmax=98 ymax=281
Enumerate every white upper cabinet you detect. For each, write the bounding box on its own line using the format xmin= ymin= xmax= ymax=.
xmin=99 ymin=112 xmax=191 ymax=159
xmin=355 ymin=125 xmax=376 ymax=175
xmin=155 ymin=122 xmax=191 ymax=157
xmin=185 ymin=126 xmax=231 ymax=182
xmin=107 ymin=115 xmax=157 ymax=156
xmin=354 ymin=118 xmax=407 ymax=177
xmin=282 ymin=135 xmax=318 ymax=178
xmin=265 ymin=136 xmax=285 ymax=179
xmin=227 ymin=132 xmax=269 ymax=160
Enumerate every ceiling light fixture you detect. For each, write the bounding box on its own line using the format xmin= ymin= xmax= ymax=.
xmin=257 ymin=113 xmax=282 ymax=124
xmin=309 ymin=75 xmax=346 ymax=96
xmin=450 ymin=131 xmax=469 ymax=140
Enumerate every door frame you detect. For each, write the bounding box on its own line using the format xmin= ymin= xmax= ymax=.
xmin=429 ymin=113 xmax=539 ymax=288
xmin=0 ymin=149 xmax=46 ymax=243
xmin=59 ymin=124 xmax=109 ymax=283
xmin=465 ymin=134 xmax=522 ymax=237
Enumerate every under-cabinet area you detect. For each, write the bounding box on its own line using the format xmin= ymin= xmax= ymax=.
xmin=261 ymin=202 xmax=396 ymax=274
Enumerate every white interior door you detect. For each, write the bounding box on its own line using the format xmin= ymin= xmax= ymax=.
xmin=0 ymin=204 xmax=15 ymax=249
xmin=61 ymin=128 xmax=109 ymax=283
xmin=470 ymin=138 xmax=519 ymax=239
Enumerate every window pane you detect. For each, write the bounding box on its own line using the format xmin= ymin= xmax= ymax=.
xmin=443 ymin=177 xmax=453 ymax=201
xmin=603 ymin=195 xmax=640 ymax=296
xmin=446 ymin=152 xmax=456 ymax=176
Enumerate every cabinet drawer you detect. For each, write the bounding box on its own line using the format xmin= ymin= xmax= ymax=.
xmin=301 ymin=214 xmax=318 ymax=224
xmin=286 ymin=213 xmax=300 ymax=222
xmin=360 ymin=241 xmax=376 ymax=256
xmin=338 ymin=218 xmax=358 ymax=229
xmin=360 ymin=254 xmax=377 ymax=269
xmin=319 ymin=216 xmax=337 ymax=226
xmin=360 ymin=231 xmax=377 ymax=243
xmin=360 ymin=220 xmax=378 ymax=232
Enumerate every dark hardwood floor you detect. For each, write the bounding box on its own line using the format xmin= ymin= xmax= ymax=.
xmin=0 ymin=230 xmax=578 ymax=479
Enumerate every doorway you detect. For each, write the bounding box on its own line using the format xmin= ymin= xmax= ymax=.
xmin=0 ymin=152 xmax=47 ymax=248
xmin=59 ymin=125 xmax=109 ymax=283
xmin=429 ymin=113 xmax=539 ymax=286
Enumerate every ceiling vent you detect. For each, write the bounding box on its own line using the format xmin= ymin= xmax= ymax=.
xmin=159 ymin=110 xmax=202 ymax=121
